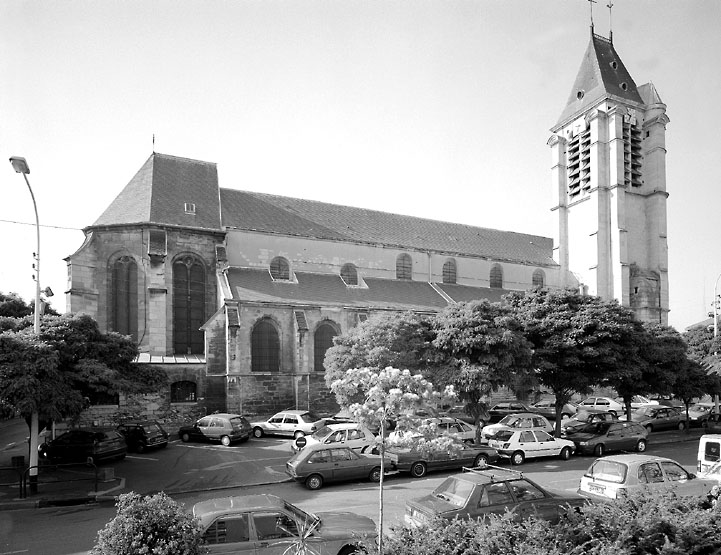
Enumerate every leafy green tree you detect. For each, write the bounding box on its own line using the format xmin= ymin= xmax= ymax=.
xmin=431 ymin=300 xmax=533 ymax=439
xmin=331 ymin=366 xmax=455 ymax=555
xmin=0 ymin=313 xmax=166 ymax=430
xmin=0 ymin=291 xmax=59 ymax=318
xmin=323 ymin=312 xmax=438 ymax=389
xmin=91 ymin=491 xmax=206 ymax=555
xmin=505 ymin=288 xmax=641 ymax=434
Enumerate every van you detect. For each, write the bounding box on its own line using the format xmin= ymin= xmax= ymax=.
xmin=697 ymin=434 xmax=721 ymax=475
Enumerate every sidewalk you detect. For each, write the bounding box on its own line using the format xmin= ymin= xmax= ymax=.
xmin=0 ymin=420 xmax=707 ymax=512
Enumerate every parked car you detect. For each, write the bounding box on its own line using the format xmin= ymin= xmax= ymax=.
xmin=620 ymin=406 xmax=686 ymax=432
xmin=578 ymin=454 xmax=717 ymax=501
xmin=697 ymin=434 xmax=721 ymax=475
xmin=39 ymin=428 xmax=127 ymax=464
xmin=578 ymin=397 xmax=624 ymax=415
xmin=290 ymin=422 xmax=376 ymax=454
xmin=387 ymin=440 xmax=499 ymax=478
xmin=703 ymin=413 xmax=721 ymax=434
xmin=117 ymin=421 xmax=169 ymax=453
xmin=251 ymin=410 xmax=326 ymax=439
xmin=488 ymin=429 xmax=575 ymax=465
xmin=405 ymin=466 xmax=588 ymax=527
xmin=565 ymin=421 xmax=648 ymax=456
xmin=440 ymin=404 xmax=476 ymax=425
xmin=649 ymin=396 xmax=685 ymax=409
xmin=426 ymin=417 xmax=478 ymax=443
xmin=530 ymin=399 xmax=577 ymax=420
xmin=688 ymin=403 xmax=714 ymax=427
xmin=615 ymin=395 xmax=659 ymax=410
xmin=561 ymin=410 xmax=618 ymax=436
xmin=480 ymin=413 xmax=553 ymax=442
xmin=179 ymin=413 xmax=252 ymax=446
xmin=194 ymin=494 xmax=376 ymax=554
xmin=487 ymin=401 xmax=536 ymax=423
xmin=285 ymin=444 xmax=392 ymax=490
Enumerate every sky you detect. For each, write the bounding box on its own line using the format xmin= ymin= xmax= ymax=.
xmin=1 ymin=0 xmax=719 ymax=332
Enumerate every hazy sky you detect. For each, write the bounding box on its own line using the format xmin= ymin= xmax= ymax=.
xmin=1 ymin=0 xmax=719 ymax=331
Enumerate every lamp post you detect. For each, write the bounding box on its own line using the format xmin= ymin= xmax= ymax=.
xmin=9 ymin=156 xmax=41 ymax=492
xmin=714 ymin=273 xmax=721 ymax=414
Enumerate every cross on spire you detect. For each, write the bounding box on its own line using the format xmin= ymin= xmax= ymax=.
xmin=607 ymin=2 xmax=614 ymax=41
xmin=588 ymin=0 xmax=597 ymax=30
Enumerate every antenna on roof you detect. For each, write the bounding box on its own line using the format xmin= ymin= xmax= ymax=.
xmin=607 ymin=2 xmax=614 ymax=42
xmin=152 ymin=134 xmax=156 ymax=154
xmin=587 ymin=0 xmax=597 ymax=32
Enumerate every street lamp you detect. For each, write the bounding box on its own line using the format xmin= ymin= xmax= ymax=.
xmin=9 ymin=156 xmax=41 ymax=492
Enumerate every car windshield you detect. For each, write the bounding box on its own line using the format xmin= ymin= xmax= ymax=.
xmin=585 ymin=460 xmax=627 ymax=484
xmin=580 ymin=422 xmax=611 ymax=434
xmin=311 ymin=426 xmax=334 ymax=439
xmin=574 ymin=411 xmax=595 ymax=422
xmin=284 ymin=500 xmax=319 ymax=529
xmin=498 ymin=415 xmax=520 ymax=426
xmin=432 ymin=477 xmax=475 ymax=508
xmin=633 ymin=407 xmax=656 ymax=416
xmin=229 ymin=417 xmax=248 ymax=429
xmin=493 ymin=430 xmax=514 ymax=442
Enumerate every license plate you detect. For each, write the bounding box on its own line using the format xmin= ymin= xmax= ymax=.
xmin=589 ymin=483 xmax=605 ymax=494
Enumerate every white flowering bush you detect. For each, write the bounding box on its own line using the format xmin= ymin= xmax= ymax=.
xmin=90 ymin=491 xmax=206 ymax=555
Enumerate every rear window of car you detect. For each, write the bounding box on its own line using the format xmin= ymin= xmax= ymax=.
xmin=432 ymin=477 xmax=475 ymax=508
xmin=584 ymin=460 xmax=627 ymax=484
xmin=229 ymin=417 xmax=249 ymax=429
xmin=493 ymin=430 xmax=514 ymax=441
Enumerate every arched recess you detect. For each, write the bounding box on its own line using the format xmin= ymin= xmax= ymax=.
xmin=270 ymin=256 xmax=291 ymax=280
xmin=532 ymin=269 xmax=545 ymax=288
xmin=314 ymin=321 xmax=339 ymax=372
xmin=173 ymin=254 xmax=206 ymax=355
xmin=109 ymin=254 xmax=138 ymax=341
xmin=442 ymin=258 xmax=457 ymax=284
xmin=490 ymin=264 xmax=503 ymax=289
xmin=251 ymin=318 xmax=280 ymax=372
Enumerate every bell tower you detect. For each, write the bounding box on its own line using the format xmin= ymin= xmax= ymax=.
xmin=548 ymin=29 xmax=669 ymax=324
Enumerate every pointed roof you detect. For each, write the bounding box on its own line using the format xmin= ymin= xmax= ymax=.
xmin=555 ymin=32 xmax=644 ymax=129
xmin=220 ymin=189 xmax=557 ymax=267
xmin=92 ymin=153 xmax=222 ymax=230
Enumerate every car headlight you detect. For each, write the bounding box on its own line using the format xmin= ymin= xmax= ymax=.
xmin=579 ymin=442 xmax=588 ymax=446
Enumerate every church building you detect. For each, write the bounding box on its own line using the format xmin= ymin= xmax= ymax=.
xmin=65 ymin=27 xmax=669 ymax=419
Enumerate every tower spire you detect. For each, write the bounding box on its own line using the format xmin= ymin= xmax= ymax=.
xmin=588 ymin=0 xmax=597 ymax=32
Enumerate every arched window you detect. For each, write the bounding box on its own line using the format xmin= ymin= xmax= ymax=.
xmin=340 ymin=263 xmax=358 ymax=286
xmin=173 ymin=255 xmax=206 ymax=355
xmin=490 ymin=264 xmax=503 ymax=289
xmin=270 ymin=257 xmax=290 ymax=280
xmin=171 ymin=380 xmax=197 ymax=403
xmin=396 ymin=253 xmax=412 ymax=280
xmin=111 ymin=256 xmax=138 ymax=340
xmin=252 ymin=319 xmax=280 ymax=372
xmin=532 ymin=269 xmax=545 ymax=288
xmin=442 ymin=259 xmax=457 ymax=284
xmin=314 ymin=322 xmax=338 ymax=372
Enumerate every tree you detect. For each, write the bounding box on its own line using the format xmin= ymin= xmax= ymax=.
xmin=0 ymin=313 xmax=166 ymax=430
xmin=431 ymin=300 xmax=534 ymax=440
xmin=91 ymin=491 xmax=205 ymax=555
xmin=324 ymin=312 xmax=438 ymax=390
xmin=330 ymin=366 xmax=455 ymax=555
xmin=0 ymin=291 xmax=60 ymax=318
xmin=505 ymin=288 xmax=641 ymax=435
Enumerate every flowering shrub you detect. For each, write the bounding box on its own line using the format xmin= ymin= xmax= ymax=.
xmin=90 ymin=492 xmax=206 ymax=555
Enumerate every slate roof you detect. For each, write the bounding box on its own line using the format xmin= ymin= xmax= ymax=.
xmin=555 ymin=32 xmax=644 ymax=129
xmin=227 ymin=268 xmax=452 ymax=311
xmin=93 ymin=153 xmax=222 ymax=230
xmin=220 ymin=190 xmax=556 ymax=267
xmin=436 ymin=283 xmax=509 ymax=304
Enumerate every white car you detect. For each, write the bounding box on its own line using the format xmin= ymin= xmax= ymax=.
xmin=290 ymin=422 xmax=376 ymax=453
xmin=617 ymin=395 xmax=659 ymax=409
xmin=426 ymin=417 xmax=478 ymax=443
xmin=251 ymin=410 xmax=325 ymax=439
xmin=488 ymin=429 xmax=575 ymax=465
xmin=480 ymin=413 xmax=553 ymax=442
xmin=578 ymin=397 xmax=624 ymax=415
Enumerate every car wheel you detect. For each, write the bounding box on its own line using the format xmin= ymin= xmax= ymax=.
xmin=220 ymin=435 xmax=231 ymax=447
xmin=305 ymin=474 xmax=323 ymax=490
xmin=594 ymin=444 xmax=604 ymax=457
xmin=473 ymin=454 xmax=489 ymax=468
xmin=511 ymin=451 xmax=525 ymax=465
xmin=559 ymin=447 xmax=572 ymax=460
xmin=181 ymin=432 xmax=191 ymax=443
xmin=338 ymin=546 xmax=361 ymax=555
xmin=636 ymin=439 xmax=647 ymax=452
xmin=410 ymin=461 xmax=427 ymax=478
xmin=645 ymin=425 xmax=653 ymax=434
xmin=294 ymin=430 xmax=305 ymax=439
xmin=253 ymin=427 xmax=264 ymax=438
xmin=369 ymin=467 xmax=382 ymax=482
xmin=677 ymin=421 xmax=686 ymax=431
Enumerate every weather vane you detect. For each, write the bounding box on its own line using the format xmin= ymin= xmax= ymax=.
xmin=588 ymin=0 xmax=597 ymax=30
xmin=607 ymin=2 xmax=614 ymax=41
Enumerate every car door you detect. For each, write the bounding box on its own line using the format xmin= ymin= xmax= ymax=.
xmin=281 ymin=414 xmax=299 ymax=437
xmin=329 ymin=447 xmax=364 ymax=482
xmin=476 ymin=481 xmax=516 ymax=518
xmin=517 ymin=430 xmax=539 ymax=458
xmin=345 ymin=428 xmax=370 ymax=452
xmin=637 ymin=462 xmax=667 ymax=493
xmin=202 ymin=512 xmax=254 ymax=554
xmin=194 ymin=417 xmax=214 ymax=441
xmin=250 ymin=510 xmax=303 ymax=555
xmin=604 ymin=423 xmax=627 ymax=451
xmin=266 ymin=414 xmax=286 ymax=435
xmin=533 ymin=431 xmax=558 ymax=457
xmin=511 ymin=479 xmax=559 ymax=521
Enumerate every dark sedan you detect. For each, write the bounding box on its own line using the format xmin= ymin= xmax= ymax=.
xmin=488 ymin=401 xmax=535 ymax=423
xmin=179 ymin=413 xmax=252 ymax=446
xmin=117 ymin=421 xmax=169 ymax=452
xmin=565 ymin=421 xmax=648 ymax=456
xmin=387 ymin=440 xmax=499 ymax=478
xmin=620 ymin=406 xmax=686 ymax=432
xmin=39 ymin=428 xmax=127 ymax=464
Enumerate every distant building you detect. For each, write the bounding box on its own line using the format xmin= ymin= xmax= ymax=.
xmin=66 ymin=27 xmax=668 ymax=418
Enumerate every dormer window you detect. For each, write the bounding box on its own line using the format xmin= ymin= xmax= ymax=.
xmin=270 ymin=257 xmax=291 ymax=280
xmin=184 ymin=202 xmax=196 ymax=215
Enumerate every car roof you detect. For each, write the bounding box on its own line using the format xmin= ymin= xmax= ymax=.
xmin=324 ymin=422 xmax=365 ymax=431
xmin=500 ymin=412 xmax=544 ymax=418
xmin=591 ymin=454 xmax=675 ymax=464
xmin=278 ymin=409 xmax=317 ymax=416
xmin=451 ymin=466 xmax=527 ymax=485
xmin=205 ymin=413 xmax=246 ymax=419
xmin=193 ymin=494 xmax=286 ymax=525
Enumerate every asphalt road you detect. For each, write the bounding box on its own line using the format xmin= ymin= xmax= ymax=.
xmin=0 ymin=423 xmax=706 ymax=555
